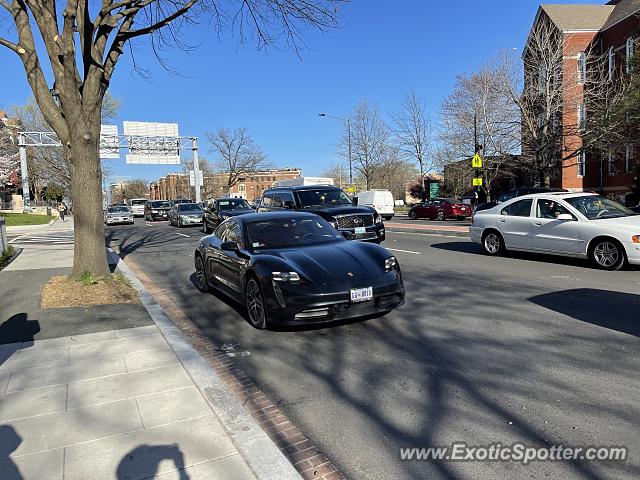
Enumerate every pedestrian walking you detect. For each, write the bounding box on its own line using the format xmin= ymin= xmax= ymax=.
xmin=57 ymin=201 xmax=66 ymax=222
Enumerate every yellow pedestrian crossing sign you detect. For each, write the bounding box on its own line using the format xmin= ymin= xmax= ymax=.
xmin=472 ymin=154 xmax=483 ymax=168
xmin=472 ymin=177 xmax=483 ymax=186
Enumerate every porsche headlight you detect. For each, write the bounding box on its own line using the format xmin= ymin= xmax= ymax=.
xmin=375 ymin=214 xmax=383 ymax=225
xmin=272 ymin=272 xmax=300 ymax=282
xmin=384 ymin=256 xmax=397 ymax=272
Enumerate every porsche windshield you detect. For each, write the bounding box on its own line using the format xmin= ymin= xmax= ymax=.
xmin=246 ymin=217 xmax=343 ymax=249
xmin=296 ymin=189 xmax=353 ymax=209
xmin=564 ymin=196 xmax=635 ymax=220
xmin=218 ymin=199 xmax=251 ymax=211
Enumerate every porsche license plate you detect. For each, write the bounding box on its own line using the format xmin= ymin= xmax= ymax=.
xmin=350 ymin=287 xmax=373 ymax=303
xmin=355 ymin=227 xmax=366 ymax=235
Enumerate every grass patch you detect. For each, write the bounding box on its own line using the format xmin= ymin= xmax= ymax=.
xmin=0 ymin=245 xmax=15 ymax=270
xmin=1 ymin=212 xmax=54 ymax=226
xmin=41 ymin=273 xmax=139 ymax=309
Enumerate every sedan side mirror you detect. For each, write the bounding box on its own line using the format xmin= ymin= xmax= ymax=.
xmin=556 ymin=214 xmax=575 ymax=221
xmin=221 ymin=241 xmax=239 ymax=252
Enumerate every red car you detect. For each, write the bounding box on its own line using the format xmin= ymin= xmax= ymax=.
xmin=408 ymin=198 xmax=472 ymax=221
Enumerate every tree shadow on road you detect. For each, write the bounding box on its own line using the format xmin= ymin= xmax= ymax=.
xmin=116 ymin=444 xmax=190 ymax=480
xmin=529 ymin=289 xmax=640 ymax=337
xmin=0 ymin=426 xmax=23 ymax=480
xmin=0 ymin=313 xmax=41 ymax=346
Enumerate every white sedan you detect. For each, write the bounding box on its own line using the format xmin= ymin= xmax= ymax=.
xmin=470 ymin=192 xmax=640 ymax=270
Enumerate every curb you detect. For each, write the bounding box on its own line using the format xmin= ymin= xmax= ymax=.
xmin=107 ymin=248 xmax=302 ymax=480
xmin=0 ymin=247 xmax=22 ymax=271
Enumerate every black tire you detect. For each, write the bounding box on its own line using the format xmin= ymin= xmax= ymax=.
xmin=245 ymin=277 xmax=267 ymax=329
xmin=436 ymin=210 xmax=445 ymax=221
xmin=409 ymin=210 xmax=417 ymax=220
xmin=177 ymin=218 xmax=182 ymax=228
xmin=383 ymin=216 xmax=393 ymax=221
xmin=456 ymin=216 xmax=465 ymax=221
xmin=590 ymin=239 xmax=625 ymax=271
xmin=482 ymin=230 xmax=505 ymax=256
xmin=194 ymin=254 xmax=210 ymax=292
xmin=203 ymin=222 xmax=211 ymax=234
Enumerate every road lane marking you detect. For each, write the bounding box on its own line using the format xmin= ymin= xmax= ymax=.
xmin=175 ymin=233 xmax=191 ymax=238
xmin=387 ymin=231 xmax=470 ymax=239
xmin=386 ymin=248 xmax=422 ymax=255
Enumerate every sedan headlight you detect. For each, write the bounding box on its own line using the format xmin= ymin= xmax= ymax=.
xmin=384 ymin=256 xmax=397 ymax=272
xmin=272 ymin=272 xmax=300 ymax=282
xmin=151 ymin=209 xmax=158 ymax=213
xmin=375 ymin=214 xmax=383 ymax=225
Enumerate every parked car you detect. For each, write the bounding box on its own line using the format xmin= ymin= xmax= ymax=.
xmin=408 ymin=198 xmax=472 ymax=221
xmin=257 ymin=185 xmax=386 ymax=243
xmin=203 ymin=198 xmax=255 ymax=233
xmin=168 ymin=202 xmax=204 ymax=227
xmin=144 ymin=200 xmax=172 ymax=221
xmin=171 ymin=198 xmax=193 ymax=206
xmin=470 ymin=192 xmax=640 ymax=270
xmin=356 ymin=190 xmax=395 ymax=220
xmin=104 ymin=205 xmax=134 ymax=226
xmin=194 ymin=212 xmax=405 ymax=328
xmin=128 ymin=198 xmax=147 ymax=217
xmin=475 ymin=187 xmax=568 ymax=213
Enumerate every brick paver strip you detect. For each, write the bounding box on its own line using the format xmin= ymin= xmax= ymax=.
xmin=121 ymin=252 xmax=347 ymax=480
xmin=385 ymin=222 xmax=469 ymax=232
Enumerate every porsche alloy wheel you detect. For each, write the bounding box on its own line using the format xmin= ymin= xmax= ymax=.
xmin=194 ymin=255 xmax=209 ymax=292
xmin=245 ymin=278 xmax=267 ymax=329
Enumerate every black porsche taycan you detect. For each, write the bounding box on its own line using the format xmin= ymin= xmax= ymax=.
xmin=193 ymin=212 xmax=405 ymax=329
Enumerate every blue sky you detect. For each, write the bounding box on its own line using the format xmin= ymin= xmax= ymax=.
xmin=0 ymin=0 xmax=598 ymax=182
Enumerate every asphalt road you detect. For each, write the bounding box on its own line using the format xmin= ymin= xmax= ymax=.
xmin=106 ymin=218 xmax=640 ymax=480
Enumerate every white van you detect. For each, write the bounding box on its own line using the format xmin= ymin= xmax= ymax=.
xmin=128 ymin=198 xmax=147 ymax=217
xmin=356 ymin=190 xmax=394 ymax=220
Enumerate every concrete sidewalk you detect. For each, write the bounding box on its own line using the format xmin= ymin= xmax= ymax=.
xmin=1 ymin=221 xmax=300 ymax=479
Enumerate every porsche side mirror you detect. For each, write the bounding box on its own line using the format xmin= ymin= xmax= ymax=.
xmin=556 ymin=214 xmax=575 ymax=221
xmin=221 ymin=241 xmax=239 ymax=252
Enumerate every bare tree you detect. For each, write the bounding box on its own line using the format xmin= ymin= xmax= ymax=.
xmin=369 ymin=147 xmax=416 ymax=201
xmin=0 ymin=122 xmax=19 ymax=187
xmin=110 ymin=179 xmax=147 ymax=204
xmin=0 ymin=0 xmax=343 ymax=276
xmin=440 ymin=58 xmax=520 ymax=200
xmin=390 ymin=91 xmax=433 ymax=201
xmin=206 ymin=128 xmax=268 ymax=192
xmin=346 ymin=100 xmax=388 ymax=190
xmin=320 ymin=161 xmax=348 ymax=189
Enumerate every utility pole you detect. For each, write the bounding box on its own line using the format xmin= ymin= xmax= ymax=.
xmin=192 ymin=137 xmax=201 ymax=204
xmin=18 ymin=134 xmax=31 ymax=212
xmin=473 ymin=113 xmax=483 ymax=206
xmin=347 ymin=117 xmax=353 ymax=186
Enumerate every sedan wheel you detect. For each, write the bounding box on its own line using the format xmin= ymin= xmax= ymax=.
xmin=409 ymin=210 xmax=417 ymax=220
xmin=245 ymin=278 xmax=267 ymax=329
xmin=591 ymin=240 xmax=624 ymax=270
xmin=436 ymin=210 xmax=445 ymax=221
xmin=483 ymin=231 xmax=505 ymax=256
xmin=194 ymin=255 xmax=209 ymax=292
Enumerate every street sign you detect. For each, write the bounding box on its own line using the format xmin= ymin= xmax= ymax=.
xmin=429 ymin=182 xmax=439 ymax=198
xmin=346 ymin=186 xmax=357 ymax=194
xmin=472 ymin=153 xmax=483 ymax=168
xmin=472 ymin=177 xmax=483 ymax=186
xmin=99 ymin=125 xmax=119 ymax=159
xmin=124 ymin=121 xmax=181 ymax=164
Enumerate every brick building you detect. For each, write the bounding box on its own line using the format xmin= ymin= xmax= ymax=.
xmin=149 ymin=168 xmax=302 ymax=203
xmin=525 ymin=0 xmax=639 ymax=203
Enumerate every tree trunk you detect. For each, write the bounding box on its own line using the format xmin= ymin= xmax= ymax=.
xmin=67 ymin=128 xmax=110 ymax=277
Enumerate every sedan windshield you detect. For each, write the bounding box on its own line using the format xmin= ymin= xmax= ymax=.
xmin=150 ymin=201 xmax=171 ymax=208
xmin=246 ymin=217 xmax=343 ymax=249
xmin=107 ymin=206 xmax=129 ymax=214
xmin=296 ymin=189 xmax=353 ymax=209
xmin=177 ymin=204 xmax=203 ymax=214
xmin=217 ymin=199 xmax=251 ymax=211
xmin=564 ymin=195 xmax=635 ymax=220
xmin=130 ymin=199 xmax=146 ymax=205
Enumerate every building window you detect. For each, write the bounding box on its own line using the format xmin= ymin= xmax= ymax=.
xmin=608 ymin=152 xmax=615 ymax=175
xmin=626 ymin=145 xmax=634 ymax=173
xmin=627 ymin=38 xmax=635 ymax=73
xmin=577 ymin=104 xmax=586 ymax=131
xmin=537 ymin=112 xmax=545 ymax=128
xmin=577 ymin=152 xmax=586 ymax=177
xmin=577 ymin=52 xmax=586 ymax=83
xmin=538 ymin=63 xmax=547 ymax=93
xmin=239 ymin=184 xmax=246 ymax=192
xmin=608 ymin=47 xmax=615 ymax=80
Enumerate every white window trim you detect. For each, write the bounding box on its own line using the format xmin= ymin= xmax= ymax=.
xmin=626 ymin=145 xmax=634 ymax=173
xmin=577 ymin=52 xmax=586 ymax=83
xmin=608 ymin=47 xmax=615 ymax=80
xmin=577 ymin=104 xmax=586 ymax=131
xmin=577 ymin=151 xmax=586 ymax=177
xmin=627 ymin=38 xmax=635 ymax=74
xmin=608 ymin=152 xmax=615 ymax=176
